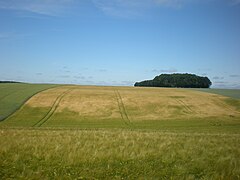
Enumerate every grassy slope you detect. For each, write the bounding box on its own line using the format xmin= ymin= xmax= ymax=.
xmin=0 ymin=83 xmax=58 ymax=121
xmin=1 ymin=86 xmax=240 ymax=133
xmin=0 ymin=85 xmax=240 ymax=179
xmin=195 ymin=88 xmax=240 ymax=99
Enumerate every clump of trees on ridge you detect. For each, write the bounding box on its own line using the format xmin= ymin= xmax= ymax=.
xmin=134 ymin=73 xmax=212 ymax=88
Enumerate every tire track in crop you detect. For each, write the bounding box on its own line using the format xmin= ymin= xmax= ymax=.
xmin=33 ymin=88 xmax=74 ymax=127
xmin=114 ymin=90 xmax=131 ymax=126
xmin=175 ymin=99 xmax=195 ymax=114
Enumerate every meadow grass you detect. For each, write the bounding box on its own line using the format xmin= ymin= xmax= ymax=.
xmin=0 ymin=128 xmax=239 ymax=179
xmin=0 ymin=85 xmax=240 ymax=179
xmin=0 ymin=83 xmax=57 ymax=121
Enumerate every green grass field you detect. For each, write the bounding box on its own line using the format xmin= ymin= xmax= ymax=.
xmin=0 ymin=83 xmax=57 ymax=121
xmin=195 ymin=88 xmax=240 ymax=99
xmin=0 ymin=84 xmax=240 ymax=179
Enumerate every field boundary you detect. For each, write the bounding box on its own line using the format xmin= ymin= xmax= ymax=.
xmin=193 ymin=89 xmax=240 ymax=99
xmin=33 ymin=88 xmax=74 ymax=127
xmin=0 ymin=85 xmax=60 ymax=122
xmin=114 ymin=90 xmax=131 ymax=126
xmin=216 ymin=97 xmax=240 ymax=115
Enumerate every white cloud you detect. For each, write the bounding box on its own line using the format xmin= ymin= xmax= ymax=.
xmin=231 ymin=0 xmax=240 ymax=5
xmin=91 ymin=0 xmax=203 ymax=17
xmin=0 ymin=32 xmax=10 ymax=39
xmin=152 ymin=68 xmax=178 ymax=73
xmin=212 ymin=76 xmax=224 ymax=80
xmin=212 ymin=81 xmax=240 ymax=89
xmin=0 ymin=0 xmax=77 ymax=16
xmin=0 ymin=0 xmax=238 ymax=18
xmin=92 ymin=0 xmax=240 ymax=18
xmin=0 ymin=31 xmax=32 ymax=40
xmin=121 ymin=80 xmax=135 ymax=86
xmin=230 ymin=74 xmax=240 ymax=78
xmin=92 ymin=0 xmax=150 ymax=18
xmin=154 ymin=0 xmax=187 ymax=8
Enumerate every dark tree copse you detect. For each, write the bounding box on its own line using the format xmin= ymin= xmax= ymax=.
xmin=134 ymin=73 xmax=212 ymax=88
xmin=0 ymin=81 xmax=21 ymax=83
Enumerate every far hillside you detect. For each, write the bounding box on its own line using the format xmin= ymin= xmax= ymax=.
xmin=135 ymin=73 xmax=212 ymax=88
xmin=196 ymin=88 xmax=240 ymax=99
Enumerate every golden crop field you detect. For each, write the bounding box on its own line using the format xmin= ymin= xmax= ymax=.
xmin=1 ymin=85 xmax=240 ymax=129
xmin=1 ymin=85 xmax=240 ymax=179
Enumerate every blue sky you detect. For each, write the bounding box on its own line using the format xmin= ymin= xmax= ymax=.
xmin=0 ymin=0 xmax=240 ymax=88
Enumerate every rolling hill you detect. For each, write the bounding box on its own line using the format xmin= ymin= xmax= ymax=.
xmin=1 ymin=85 xmax=239 ymax=131
xmin=0 ymin=84 xmax=240 ymax=179
xmin=0 ymin=83 xmax=58 ymax=121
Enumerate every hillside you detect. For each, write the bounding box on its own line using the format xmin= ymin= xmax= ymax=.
xmin=1 ymin=85 xmax=239 ymax=131
xmin=196 ymin=88 xmax=240 ymax=99
xmin=1 ymin=84 xmax=240 ymax=179
xmin=0 ymin=83 xmax=58 ymax=121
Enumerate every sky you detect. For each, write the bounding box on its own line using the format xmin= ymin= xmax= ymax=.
xmin=0 ymin=0 xmax=240 ymax=88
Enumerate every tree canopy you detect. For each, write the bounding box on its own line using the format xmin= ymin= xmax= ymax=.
xmin=134 ymin=73 xmax=212 ymax=88
xmin=0 ymin=81 xmax=21 ymax=83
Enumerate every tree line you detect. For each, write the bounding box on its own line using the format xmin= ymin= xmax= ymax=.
xmin=0 ymin=81 xmax=21 ymax=83
xmin=134 ymin=73 xmax=212 ymax=88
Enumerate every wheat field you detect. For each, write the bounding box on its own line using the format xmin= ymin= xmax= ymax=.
xmin=0 ymin=85 xmax=240 ymax=178
xmin=1 ymin=85 xmax=240 ymax=129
